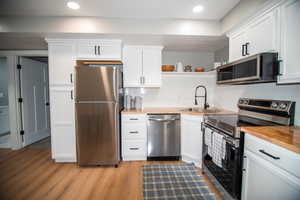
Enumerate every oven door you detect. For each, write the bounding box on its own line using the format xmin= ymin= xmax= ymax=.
xmin=202 ymin=123 xmax=243 ymax=200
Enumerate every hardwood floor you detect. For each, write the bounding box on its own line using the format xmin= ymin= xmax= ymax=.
xmin=0 ymin=148 xmax=222 ymax=200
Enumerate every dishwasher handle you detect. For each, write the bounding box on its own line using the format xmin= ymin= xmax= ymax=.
xmin=148 ymin=118 xmax=178 ymax=122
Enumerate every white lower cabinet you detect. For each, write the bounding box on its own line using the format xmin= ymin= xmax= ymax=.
xmin=49 ymin=87 xmax=76 ymax=162
xmin=121 ymin=114 xmax=147 ymax=161
xmin=242 ymin=133 xmax=300 ymax=200
xmin=181 ymin=114 xmax=203 ymax=167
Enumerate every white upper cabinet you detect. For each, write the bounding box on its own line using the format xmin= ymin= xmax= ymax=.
xmin=229 ymin=30 xmax=247 ymax=62
xmin=228 ymin=9 xmax=278 ymax=62
xmin=142 ymin=48 xmax=162 ymax=87
xmin=123 ymin=45 xmax=163 ymax=88
xmin=76 ymin=40 xmax=122 ymax=60
xmin=247 ymin=11 xmax=277 ymax=56
xmin=47 ymin=41 xmax=76 ymax=86
xmin=277 ymin=0 xmax=300 ymax=84
xmin=123 ymin=46 xmax=143 ymax=87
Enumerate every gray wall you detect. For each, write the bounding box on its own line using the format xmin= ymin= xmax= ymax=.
xmin=221 ymin=0 xmax=269 ymax=33
xmin=214 ymin=46 xmax=229 ymax=63
xmin=0 ymin=57 xmax=9 ymax=106
xmin=162 ymin=51 xmax=215 ymax=71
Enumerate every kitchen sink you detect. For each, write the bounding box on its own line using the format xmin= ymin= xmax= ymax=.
xmin=180 ymin=107 xmax=222 ymax=113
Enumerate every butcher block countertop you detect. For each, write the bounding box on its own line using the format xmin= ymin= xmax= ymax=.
xmin=241 ymin=126 xmax=300 ymax=154
xmin=121 ymin=107 xmax=236 ymax=115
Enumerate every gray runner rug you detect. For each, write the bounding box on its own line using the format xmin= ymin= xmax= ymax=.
xmin=143 ymin=164 xmax=216 ymax=200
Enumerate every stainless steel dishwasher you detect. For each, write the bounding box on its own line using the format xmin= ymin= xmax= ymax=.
xmin=147 ymin=114 xmax=180 ymax=159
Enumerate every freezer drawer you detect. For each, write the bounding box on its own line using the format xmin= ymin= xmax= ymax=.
xmin=75 ymin=102 xmax=119 ymax=166
xmin=147 ymin=114 xmax=180 ymax=157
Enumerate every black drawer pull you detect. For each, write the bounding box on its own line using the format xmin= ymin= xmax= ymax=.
xmin=259 ymin=149 xmax=280 ymax=160
xmin=129 ymin=118 xmax=138 ymax=120
xmin=129 ymin=131 xmax=139 ymax=134
xmin=129 ymin=148 xmax=139 ymax=150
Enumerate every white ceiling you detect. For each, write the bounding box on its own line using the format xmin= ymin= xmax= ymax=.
xmin=0 ymin=33 xmax=228 ymax=52
xmin=0 ymin=0 xmax=240 ymax=20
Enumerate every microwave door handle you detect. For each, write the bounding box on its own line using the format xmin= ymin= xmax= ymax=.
xmin=242 ymin=44 xmax=245 ymax=56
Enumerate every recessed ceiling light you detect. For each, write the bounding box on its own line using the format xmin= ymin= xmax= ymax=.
xmin=193 ymin=5 xmax=204 ymax=13
xmin=67 ymin=1 xmax=80 ymax=10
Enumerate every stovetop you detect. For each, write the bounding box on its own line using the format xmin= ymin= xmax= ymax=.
xmin=204 ymin=114 xmax=282 ymax=138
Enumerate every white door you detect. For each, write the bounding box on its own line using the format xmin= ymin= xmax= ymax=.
xmin=123 ymin=46 xmax=143 ymax=87
xmin=247 ymin=11 xmax=277 ymax=56
xmin=242 ymin=149 xmax=300 ymax=200
xmin=19 ymin=57 xmax=50 ymax=146
xmin=278 ymin=0 xmax=300 ymax=84
xmin=142 ymin=48 xmax=162 ymax=87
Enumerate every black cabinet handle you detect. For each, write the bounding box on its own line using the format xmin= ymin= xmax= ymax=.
xmin=259 ymin=149 xmax=280 ymax=160
xmin=71 ymin=90 xmax=73 ymax=100
xmin=70 ymin=73 xmax=73 ymax=83
xmin=98 ymin=46 xmax=100 ymax=55
xmin=245 ymin=42 xmax=250 ymax=55
xmin=129 ymin=148 xmax=139 ymax=150
xmin=94 ymin=46 xmax=97 ymax=55
xmin=45 ymin=102 xmax=50 ymax=106
xmin=129 ymin=131 xmax=139 ymax=134
xmin=242 ymin=44 xmax=245 ymax=56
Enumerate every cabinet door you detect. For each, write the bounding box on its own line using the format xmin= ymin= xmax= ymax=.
xmin=142 ymin=48 xmax=162 ymax=87
xmin=247 ymin=11 xmax=277 ymax=56
xmin=77 ymin=41 xmax=121 ymax=60
xmin=181 ymin=115 xmax=203 ymax=167
xmin=49 ymin=87 xmax=76 ymax=162
xmin=278 ymin=0 xmax=300 ymax=84
xmin=123 ymin=46 xmax=143 ymax=87
xmin=229 ymin=30 xmax=247 ymax=62
xmin=242 ymin=149 xmax=300 ymax=200
xmin=48 ymin=43 xmax=75 ymax=86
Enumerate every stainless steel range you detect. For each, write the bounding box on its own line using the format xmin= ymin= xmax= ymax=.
xmin=202 ymin=98 xmax=295 ymax=200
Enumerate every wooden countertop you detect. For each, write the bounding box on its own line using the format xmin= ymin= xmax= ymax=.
xmin=241 ymin=126 xmax=300 ymax=154
xmin=122 ymin=107 xmax=236 ymax=115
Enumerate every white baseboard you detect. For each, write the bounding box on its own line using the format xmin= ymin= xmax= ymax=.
xmin=55 ymin=155 xmax=76 ymax=163
xmin=122 ymin=155 xmax=147 ymax=161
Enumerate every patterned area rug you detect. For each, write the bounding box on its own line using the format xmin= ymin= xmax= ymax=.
xmin=143 ymin=164 xmax=216 ymax=200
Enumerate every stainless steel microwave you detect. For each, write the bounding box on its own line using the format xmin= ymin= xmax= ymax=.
xmin=217 ymin=53 xmax=279 ymax=85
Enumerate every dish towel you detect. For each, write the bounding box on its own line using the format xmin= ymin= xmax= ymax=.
xmin=204 ymin=129 xmax=213 ymax=156
xmin=212 ymin=132 xmax=224 ymax=168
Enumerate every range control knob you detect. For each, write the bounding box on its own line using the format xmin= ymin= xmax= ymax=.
xmin=239 ymin=99 xmax=244 ymax=104
xmin=271 ymin=102 xmax=278 ymax=109
xmin=279 ymin=103 xmax=288 ymax=110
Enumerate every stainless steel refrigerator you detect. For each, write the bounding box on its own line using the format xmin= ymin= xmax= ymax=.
xmin=75 ymin=62 xmax=123 ymax=166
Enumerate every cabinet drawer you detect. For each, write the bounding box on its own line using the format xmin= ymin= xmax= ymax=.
xmin=123 ymin=123 xmax=146 ymax=139
xmin=122 ymin=140 xmax=147 ymax=157
xmin=122 ymin=114 xmax=146 ymax=122
xmin=245 ymin=133 xmax=300 ymax=178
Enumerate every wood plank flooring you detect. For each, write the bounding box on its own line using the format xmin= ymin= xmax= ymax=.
xmin=0 ymin=148 xmax=222 ymax=200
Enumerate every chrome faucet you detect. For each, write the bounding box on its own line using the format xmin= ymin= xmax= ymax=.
xmin=194 ymin=85 xmax=209 ymax=109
